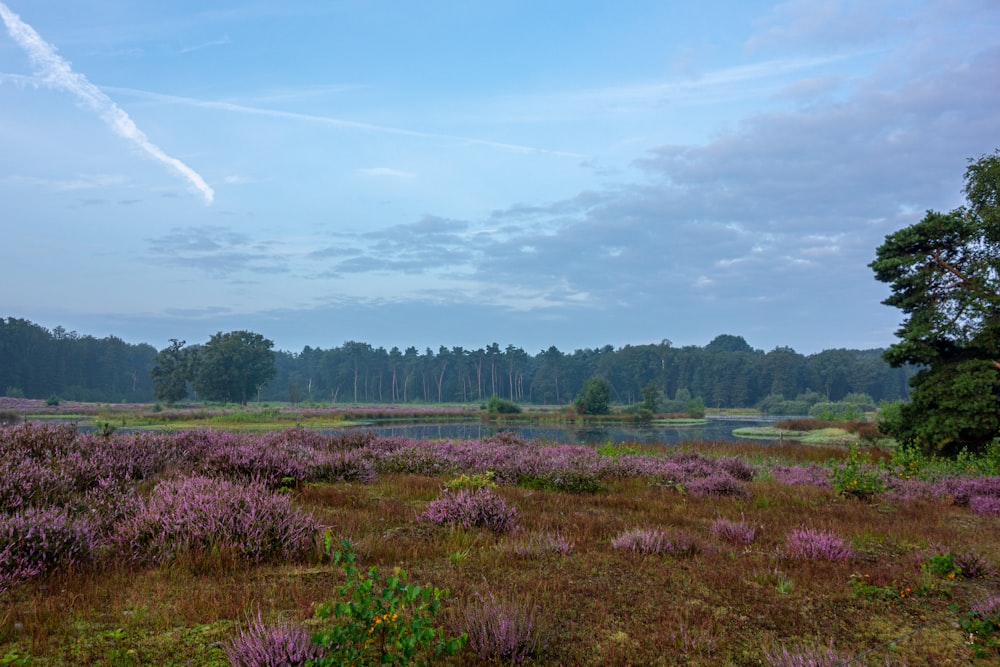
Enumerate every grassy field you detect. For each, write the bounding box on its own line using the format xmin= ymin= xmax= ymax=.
xmin=2 ymin=422 xmax=999 ymax=665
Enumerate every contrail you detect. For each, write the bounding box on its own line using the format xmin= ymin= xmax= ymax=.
xmin=0 ymin=3 xmax=215 ymax=204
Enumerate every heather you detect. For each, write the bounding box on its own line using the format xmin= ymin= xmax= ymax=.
xmin=2 ymin=422 xmax=1000 ymax=664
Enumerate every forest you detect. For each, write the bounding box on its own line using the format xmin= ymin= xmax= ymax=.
xmin=0 ymin=316 xmax=913 ymax=409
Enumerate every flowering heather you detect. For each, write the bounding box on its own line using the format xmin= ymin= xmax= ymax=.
xmin=0 ymin=506 xmax=94 ymax=593
xmin=784 ymin=527 xmax=854 ymax=562
xmin=113 ymin=475 xmax=320 ymax=565
xmin=505 ymin=530 xmax=574 ymax=557
xmin=225 ymin=612 xmax=322 ymax=667
xmin=971 ymin=595 xmax=1000 ymax=623
xmin=763 ymin=641 xmax=848 ymax=667
xmin=611 ymin=528 xmax=703 ymax=556
xmin=969 ymin=495 xmax=1000 ymax=516
xmin=768 ymin=465 xmax=831 ymax=488
xmin=422 ymin=487 xmax=518 ymax=533
xmin=455 ymin=589 xmax=546 ymax=664
xmin=710 ymin=518 xmax=757 ymax=546
xmin=935 ymin=475 xmax=1000 ymax=507
xmin=685 ymin=471 xmax=749 ymax=498
xmin=953 ymin=550 xmax=997 ymax=578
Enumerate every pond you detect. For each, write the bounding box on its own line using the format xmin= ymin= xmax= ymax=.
xmin=330 ymin=417 xmax=781 ymax=446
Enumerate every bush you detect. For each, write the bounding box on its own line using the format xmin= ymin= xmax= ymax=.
xmin=784 ymin=527 xmax=854 ymax=562
xmin=422 ymin=488 xmax=518 ymax=533
xmin=611 ymin=528 xmax=702 ymax=556
xmin=45 ymin=395 xmax=61 ymax=406
xmin=0 ymin=506 xmax=94 ymax=593
xmin=710 ymin=518 xmax=757 ymax=546
xmin=113 ymin=475 xmax=320 ymax=565
xmin=485 ymin=395 xmax=521 ymax=414
xmin=454 ymin=589 xmax=546 ymax=663
xmin=226 ymin=612 xmax=322 ymax=667
xmin=311 ymin=541 xmax=465 ymax=666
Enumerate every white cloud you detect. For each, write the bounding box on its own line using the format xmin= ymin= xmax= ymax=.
xmin=0 ymin=3 xmax=215 ymax=204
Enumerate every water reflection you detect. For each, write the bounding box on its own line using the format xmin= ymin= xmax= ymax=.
xmin=332 ymin=418 xmax=778 ymax=446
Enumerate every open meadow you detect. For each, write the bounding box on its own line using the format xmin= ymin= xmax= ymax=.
xmin=2 ymin=419 xmax=1000 ymax=665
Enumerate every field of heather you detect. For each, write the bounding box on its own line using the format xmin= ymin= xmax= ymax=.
xmin=2 ymin=422 xmax=1000 ymax=665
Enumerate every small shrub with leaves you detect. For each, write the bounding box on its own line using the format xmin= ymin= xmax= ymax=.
xmin=444 ymin=471 xmax=497 ymax=491
xmin=310 ymin=541 xmax=466 ymax=666
xmin=829 ymin=444 xmax=885 ymax=499
xmin=0 ymin=506 xmax=94 ymax=593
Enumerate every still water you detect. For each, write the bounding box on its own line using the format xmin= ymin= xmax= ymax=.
xmin=331 ymin=418 xmax=779 ymax=446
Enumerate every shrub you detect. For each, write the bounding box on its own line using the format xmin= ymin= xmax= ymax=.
xmin=970 ymin=495 xmax=1000 ymax=516
xmin=784 ymin=527 xmax=854 ymax=562
xmin=611 ymin=528 xmax=703 ymax=557
xmin=226 ymin=612 xmax=322 ymax=667
xmin=114 ymin=475 xmax=320 ymax=565
xmin=45 ymin=395 xmax=61 ymax=406
xmin=485 ymin=395 xmax=521 ymax=414
xmin=0 ymin=506 xmax=94 ymax=593
xmin=685 ymin=471 xmax=749 ymax=498
xmin=763 ymin=640 xmax=848 ymax=667
xmin=311 ymin=541 xmax=465 ymax=666
xmin=505 ymin=530 xmax=574 ymax=558
xmin=422 ymin=488 xmax=518 ymax=534
xmin=710 ymin=518 xmax=757 ymax=546
xmin=454 ymin=589 xmax=546 ymax=664
xmin=444 ymin=471 xmax=497 ymax=491
xmin=829 ymin=445 xmax=885 ymax=499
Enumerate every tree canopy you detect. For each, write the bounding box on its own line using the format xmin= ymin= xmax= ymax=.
xmin=192 ymin=331 xmax=276 ymax=406
xmin=871 ymin=149 xmax=1000 ymax=456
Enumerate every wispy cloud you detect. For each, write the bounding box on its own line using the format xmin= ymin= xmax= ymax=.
xmin=0 ymin=3 xmax=215 ymax=204
xmin=179 ymin=34 xmax=230 ymax=54
xmin=105 ymin=86 xmax=586 ymax=159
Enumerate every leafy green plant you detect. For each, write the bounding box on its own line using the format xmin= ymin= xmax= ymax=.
xmin=596 ymin=442 xmax=641 ymax=460
xmin=922 ymin=552 xmax=961 ymax=579
xmin=444 ymin=471 xmax=497 ymax=490
xmin=484 ymin=395 xmax=521 ymax=414
xmin=311 ymin=541 xmax=466 ymax=666
xmin=829 ymin=444 xmax=885 ymax=499
xmin=848 ymin=573 xmax=909 ymax=601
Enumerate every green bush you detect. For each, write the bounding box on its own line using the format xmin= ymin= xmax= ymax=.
xmin=311 ymin=541 xmax=466 ymax=666
xmin=485 ymin=395 xmax=521 ymax=414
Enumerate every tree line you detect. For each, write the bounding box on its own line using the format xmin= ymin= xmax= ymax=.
xmin=0 ymin=317 xmax=912 ymax=408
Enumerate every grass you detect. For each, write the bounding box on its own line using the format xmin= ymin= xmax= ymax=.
xmin=2 ymin=428 xmax=999 ymax=665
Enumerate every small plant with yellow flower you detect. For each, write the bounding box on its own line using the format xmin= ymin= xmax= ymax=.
xmin=310 ymin=540 xmax=466 ymax=666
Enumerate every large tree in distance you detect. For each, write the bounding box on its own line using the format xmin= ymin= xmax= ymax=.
xmin=193 ymin=330 xmax=276 ymax=405
xmin=150 ymin=339 xmax=192 ymax=404
xmin=871 ymin=150 xmax=1000 ymax=456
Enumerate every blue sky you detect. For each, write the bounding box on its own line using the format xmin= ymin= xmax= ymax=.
xmin=1 ymin=1 xmax=998 ymax=354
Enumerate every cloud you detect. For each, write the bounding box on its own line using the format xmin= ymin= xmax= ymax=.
xmin=147 ymin=226 xmax=288 ymax=277
xmin=179 ymin=34 xmax=230 ymax=54
xmin=0 ymin=3 xmax=215 ymax=204
xmin=104 ymin=86 xmax=586 ymax=159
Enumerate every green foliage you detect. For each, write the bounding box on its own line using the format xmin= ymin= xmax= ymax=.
xmin=848 ymin=574 xmax=908 ymax=601
xmin=870 ymin=149 xmax=1000 ymax=457
xmin=45 ymin=394 xmax=60 ymax=406
xmin=150 ymin=338 xmax=193 ymax=404
xmin=444 ymin=471 xmax=497 ymax=490
xmin=311 ymin=541 xmax=466 ymax=666
xmin=596 ymin=442 xmax=641 ymax=460
xmin=640 ymin=383 xmax=661 ymax=413
xmin=484 ymin=394 xmax=521 ymax=414
xmin=4 ymin=386 xmax=24 ymax=398
xmin=193 ymin=330 xmax=276 ymax=406
xmin=922 ymin=552 xmax=961 ymax=579
xmin=829 ymin=444 xmax=885 ymax=499
xmin=574 ymin=376 xmax=612 ymax=415
xmin=809 ymin=401 xmax=862 ymax=421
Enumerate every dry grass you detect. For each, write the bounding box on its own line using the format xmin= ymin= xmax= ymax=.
xmin=2 ymin=440 xmax=1000 ymax=666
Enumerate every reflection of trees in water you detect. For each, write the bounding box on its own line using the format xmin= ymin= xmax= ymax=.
xmin=335 ymin=420 xmax=767 ymax=446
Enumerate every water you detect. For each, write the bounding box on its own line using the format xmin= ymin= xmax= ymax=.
xmin=329 ymin=417 xmax=779 ymax=446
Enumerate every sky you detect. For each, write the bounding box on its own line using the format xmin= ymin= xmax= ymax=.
xmin=1 ymin=1 xmax=998 ymax=355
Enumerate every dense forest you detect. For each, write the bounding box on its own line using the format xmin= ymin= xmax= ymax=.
xmin=0 ymin=317 xmax=914 ymax=409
